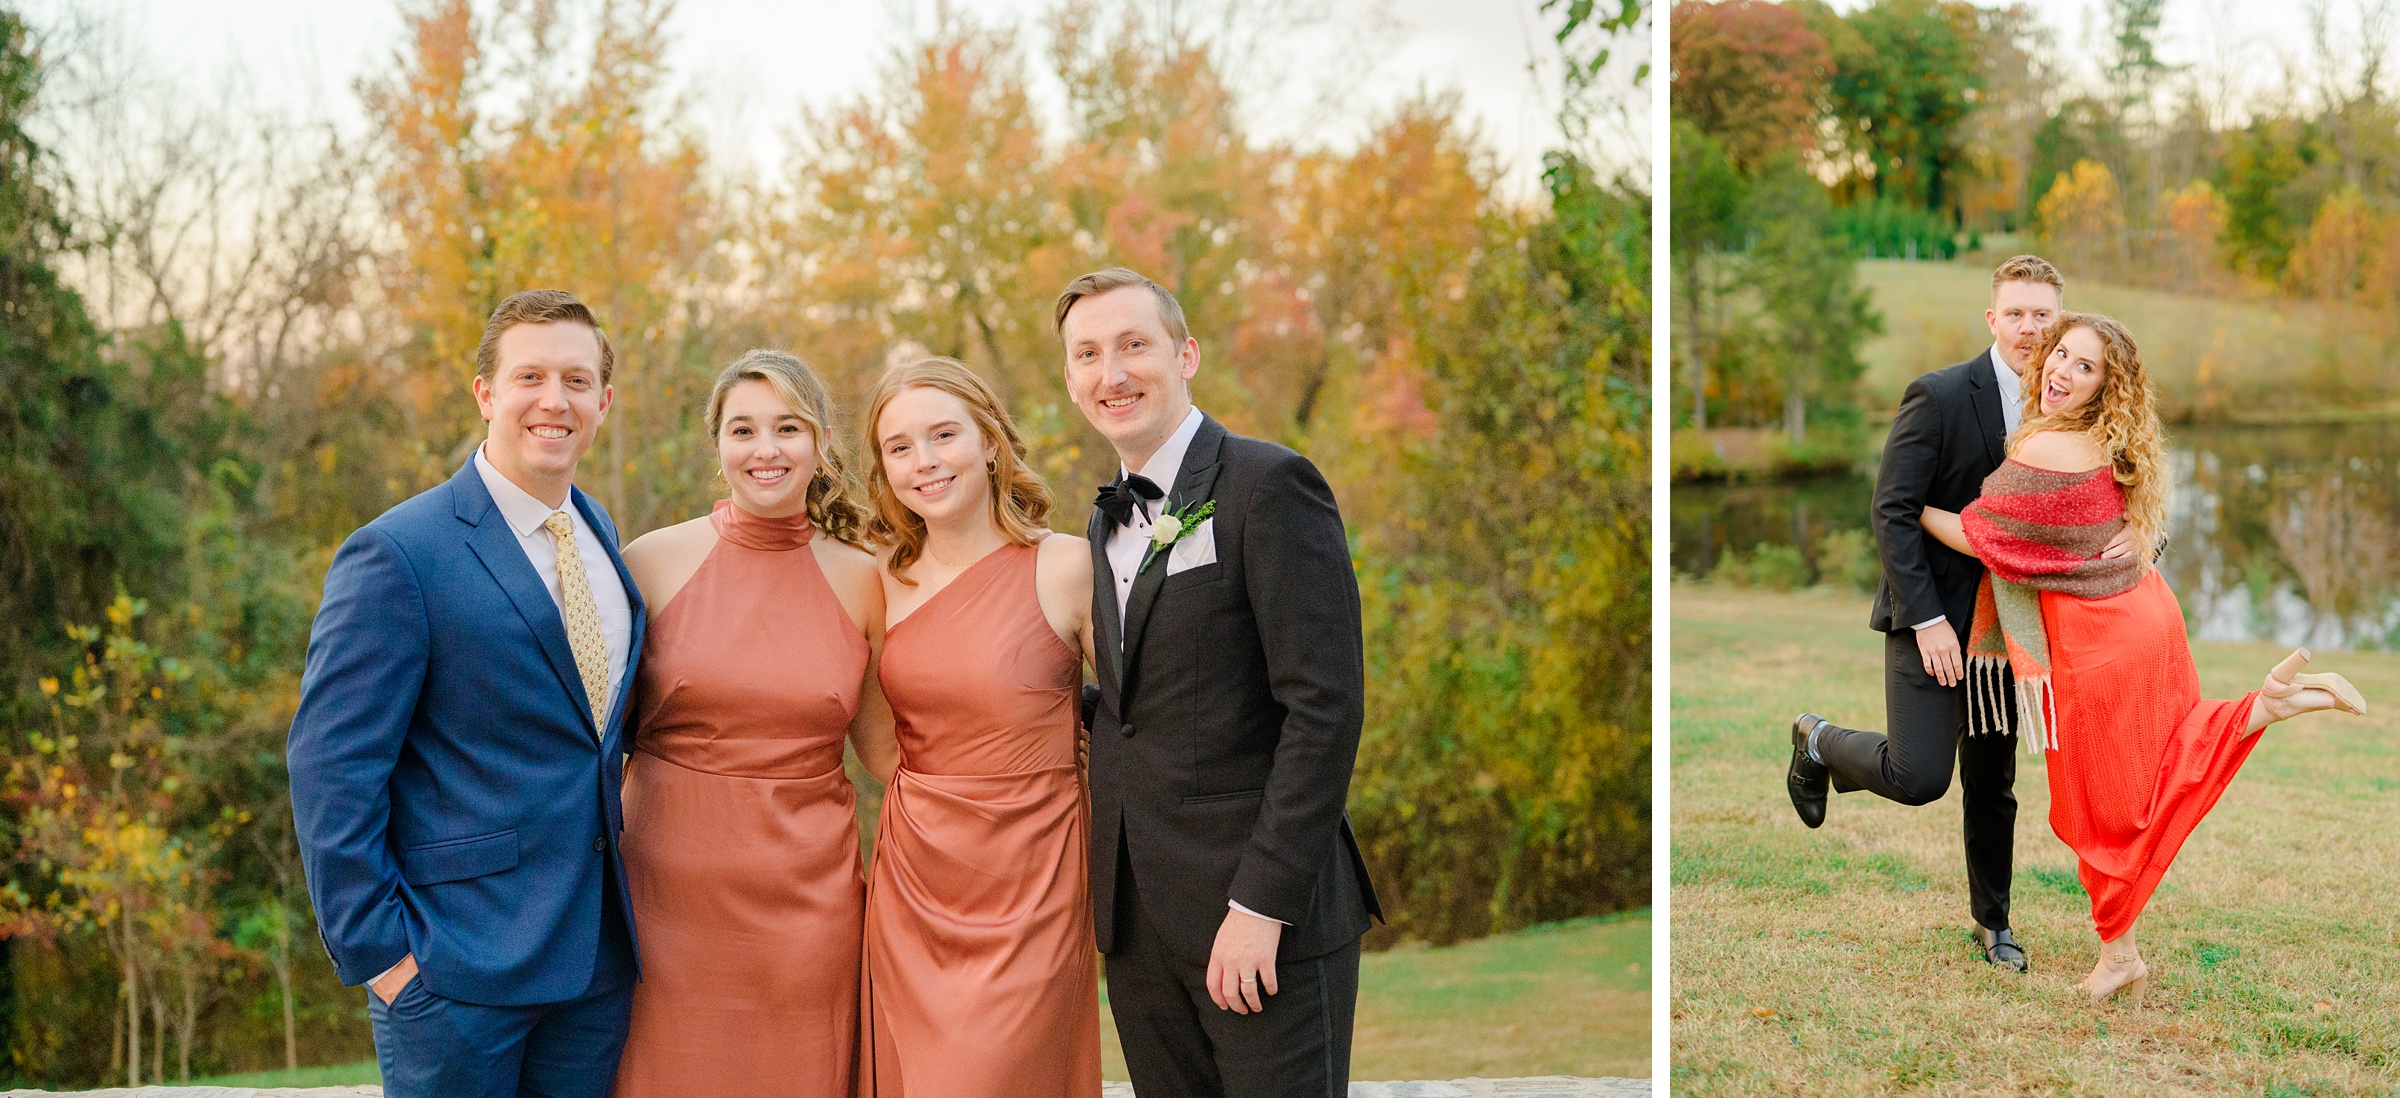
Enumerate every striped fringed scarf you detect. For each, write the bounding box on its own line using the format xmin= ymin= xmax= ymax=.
xmin=1959 ymin=460 xmax=2146 ymax=753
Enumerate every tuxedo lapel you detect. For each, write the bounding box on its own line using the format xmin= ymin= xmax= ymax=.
xmin=1087 ymin=502 xmax=1125 ymax=705
xmin=454 ymin=464 xmax=599 ymax=742
xmin=1968 ymin=349 xmax=2008 ymax=469
xmin=1121 ymin=417 xmax=1226 ymax=701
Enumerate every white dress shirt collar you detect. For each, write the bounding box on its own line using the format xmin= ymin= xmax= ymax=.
xmin=476 ymin=444 xmax=574 ymax=535
xmin=1127 ymin=407 xmax=1207 ymax=490
xmin=1989 ymin=343 xmax=2023 ymax=435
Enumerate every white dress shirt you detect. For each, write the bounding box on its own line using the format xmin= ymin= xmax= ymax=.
xmin=1100 ymin=407 xmax=1283 ymax=927
xmin=1991 ymin=342 xmax=2023 ymax=437
xmin=1914 ymin=346 xmax=2024 ymax=633
xmin=1106 ymin=406 xmax=1206 ymax=628
xmin=474 ymin=445 xmax=633 ymax=720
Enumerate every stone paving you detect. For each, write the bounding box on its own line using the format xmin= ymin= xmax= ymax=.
xmin=7 ymin=1079 xmax=1648 ymax=1097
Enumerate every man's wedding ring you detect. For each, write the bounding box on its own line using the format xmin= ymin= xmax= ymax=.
xmin=1239 ymin=975 xmax=1257 ymax=985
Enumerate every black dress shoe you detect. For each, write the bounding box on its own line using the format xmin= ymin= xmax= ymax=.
xmin=1978 ymin=927 xmax=2028 ymax=972
xmin=1787 ymin=713 xmax=1831 ymax=829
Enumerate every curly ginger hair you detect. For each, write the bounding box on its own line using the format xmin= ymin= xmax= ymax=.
xmin=2012 ymin=311 xmax=2169 ymax=554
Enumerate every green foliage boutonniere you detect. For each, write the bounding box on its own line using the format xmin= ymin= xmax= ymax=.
xmin=1141 ymin=500 xmax=1215 ymax=573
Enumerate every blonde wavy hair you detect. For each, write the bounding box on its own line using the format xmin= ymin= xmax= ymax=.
xmin=705 ymin=349 xmax=873 ymax=548
xmin=864 ymin=357 xmax=1054 ymax=582
xmin=2012 ymin=312 xmax=2168 ymax=553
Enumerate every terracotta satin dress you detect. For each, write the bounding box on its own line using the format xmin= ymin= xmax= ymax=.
xmin=2041 ymin=561 xmax=2263 ymax=940
xmin=862 ymin=540 xmax=1100 ymax=1098
xmin=614 ymin=501 xmax=870 ymax=1098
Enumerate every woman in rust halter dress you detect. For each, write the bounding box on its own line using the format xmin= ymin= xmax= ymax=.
xmin=613 ymin=350 xmax=896 ymax=1097
xmin=858 ymin=356 xmax=1101 ymax=1098
xmin=1922 ymin=314 xmax=2365 ymax=1007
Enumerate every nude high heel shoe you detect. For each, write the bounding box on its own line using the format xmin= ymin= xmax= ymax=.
xmin=2263 ymin=648 xmax=2368 ymax=717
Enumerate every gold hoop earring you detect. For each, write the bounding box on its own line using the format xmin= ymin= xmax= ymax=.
xmin=986 ymin=457 xmax=998 ymax=472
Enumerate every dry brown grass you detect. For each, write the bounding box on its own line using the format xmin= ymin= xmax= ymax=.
xmin=1672 ymin=581 xmax=2400 ymax=1096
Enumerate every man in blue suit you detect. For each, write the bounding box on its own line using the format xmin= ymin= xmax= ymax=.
xmin=290 ymin=289 xmax=645 ymax=1097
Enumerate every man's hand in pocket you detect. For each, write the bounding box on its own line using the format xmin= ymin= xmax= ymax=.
xmin=371 ymin=953 xmax=419 ymax=1005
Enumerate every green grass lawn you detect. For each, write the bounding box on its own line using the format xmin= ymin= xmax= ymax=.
xmin=1855 ymin=259 xmax=2399 ymax=423
xmin=1672 ymin=581 xmax=2400 ymax=1096
xmin=200 ymin=914 xmax=1648 ymax=1087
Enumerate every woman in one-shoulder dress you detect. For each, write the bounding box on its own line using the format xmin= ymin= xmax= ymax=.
xmin=613 ymin=350 xmax=896 ymax=1097
xmin=856 ymin=356 xmax=1101 ymax=1098
xmin=1920 ymin=314 xmax=2365 ymax=1007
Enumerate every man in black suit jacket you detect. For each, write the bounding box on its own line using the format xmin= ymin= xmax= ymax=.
xmin=1784 ymin=255 xmax=2132 ymax=972
xmin=1057 ymin=267 xmax=1380 ymax=1098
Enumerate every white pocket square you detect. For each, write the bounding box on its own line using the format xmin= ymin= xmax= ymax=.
xmin=1166 ymin=517 xmax=1217 ymax=574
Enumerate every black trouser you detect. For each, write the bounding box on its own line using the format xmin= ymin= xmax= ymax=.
xmin=1103 ymin=840 xmax=1360 ymax=1098
xmin=1818 ymin=624 xmax=2019 ymax=932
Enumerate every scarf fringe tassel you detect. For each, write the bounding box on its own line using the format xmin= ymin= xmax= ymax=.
xmin=1965 ymin=654 xmax=2058 ymax=755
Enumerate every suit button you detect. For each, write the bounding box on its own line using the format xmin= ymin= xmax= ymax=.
xmin=1121 ymin=723 xmax=1136 ymax=739
xmin=593 ymin=836 xmax=607 ymax=852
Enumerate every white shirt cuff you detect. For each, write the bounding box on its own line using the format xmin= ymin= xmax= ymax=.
xmin=1228 ymin=900 xmax=1288 ymax=926
xmin=1912 ymin=615 xmax=1947 ymax=630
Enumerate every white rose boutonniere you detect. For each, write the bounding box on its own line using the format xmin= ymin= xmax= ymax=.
xmin=1141 ymin=500 xmax=1215 ymax=572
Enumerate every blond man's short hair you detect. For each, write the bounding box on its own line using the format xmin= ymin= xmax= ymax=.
xmin=1991 ymin=254 xmax=2064 ymax=299
xmin=1053 ymin=267 xmax=1190 ymax=347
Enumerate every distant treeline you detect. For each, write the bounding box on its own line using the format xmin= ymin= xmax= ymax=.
xmin=1672 ymin=0 xmax=2400 ymax=440
xmin=0 ymin=0 xmax=1650 ymax=1086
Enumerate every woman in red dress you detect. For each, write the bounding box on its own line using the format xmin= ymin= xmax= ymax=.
xmin=1921 ymin=313 xmax=2366 ymax=1007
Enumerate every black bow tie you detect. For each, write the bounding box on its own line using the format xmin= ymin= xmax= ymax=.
xmin=1095 ymin=473 xmax=1165 ymax=528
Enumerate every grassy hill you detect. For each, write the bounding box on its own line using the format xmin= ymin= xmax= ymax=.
xmin=1856 ymin=260 xmax=2400 ymax=423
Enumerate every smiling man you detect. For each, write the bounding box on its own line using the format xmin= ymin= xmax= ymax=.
xmin=289 ymin=290 xmax=646 ymax=1098
xmin=1058 ymin=267 xmax=1381 ymax=1098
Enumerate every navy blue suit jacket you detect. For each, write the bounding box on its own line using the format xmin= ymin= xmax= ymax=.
xmin=289 ymin=458 xmax=645 ymax=1007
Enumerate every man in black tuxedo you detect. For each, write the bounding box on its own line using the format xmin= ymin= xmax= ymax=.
xmin=1784 ymin=254 xmax=2133 ymax=972
xmin=1058 ymin=267 xmax=1381 ymax=1098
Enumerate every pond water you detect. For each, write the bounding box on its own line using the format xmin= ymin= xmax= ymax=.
xmin=1672 ymin=422 xmax=2400 ymax=652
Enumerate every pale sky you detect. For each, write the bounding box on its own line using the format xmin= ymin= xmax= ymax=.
xmin=39 ymin=0 xmax=1651 ymax=199
xmin=1820 ymin=0 xmax=2387 ymax=124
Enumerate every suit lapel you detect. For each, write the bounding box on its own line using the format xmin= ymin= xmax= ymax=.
xmin=1120 ymin=417 xmax=1225 ymax=701
xmin=1087 ymin=503 xmax=1125 ymax=705
xmin=454 ymin=462 xmax=599 ymax=741
xmin=1968 ymin=349 xmax=2008 ymax=469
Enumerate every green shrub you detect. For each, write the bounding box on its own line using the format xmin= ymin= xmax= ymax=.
xmin=1711 ymin=543 xmax=1812 ymax=590
xmin=1814 ymin=527 xmax=1882 ymax=592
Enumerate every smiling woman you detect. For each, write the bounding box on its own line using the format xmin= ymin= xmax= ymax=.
xmin=609 ymin=347 xmax=893 ymax=1098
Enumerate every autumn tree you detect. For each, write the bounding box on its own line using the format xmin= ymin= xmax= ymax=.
xmin=1669 ymin=0 xmax=1830 ymax=171
xmin=2153 ymin=178 xmax=2230 ymax=289
xmin=2036 ymin=159 xmax=2130 ymax=278
xmin=1810 ymin=0 xmax=1984 ymax=217
xmin=2286 ymin=188 xmax=2395 ymax=300
xmin=363 ymin=0 xmax=716 ymax=532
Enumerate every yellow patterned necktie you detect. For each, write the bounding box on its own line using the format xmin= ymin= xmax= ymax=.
xmin=543 ymin=511 xmax=610 ymax=736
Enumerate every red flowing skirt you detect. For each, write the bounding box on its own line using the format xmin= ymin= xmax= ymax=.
xmin=2040 ymin=569 xmax=2261 ymax=940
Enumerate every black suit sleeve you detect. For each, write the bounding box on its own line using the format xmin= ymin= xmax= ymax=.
xmin=1228 ymin=452 xmax=1366 ymax=923
xmin=1875 ymin=374 xmax=1947 ymax=630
